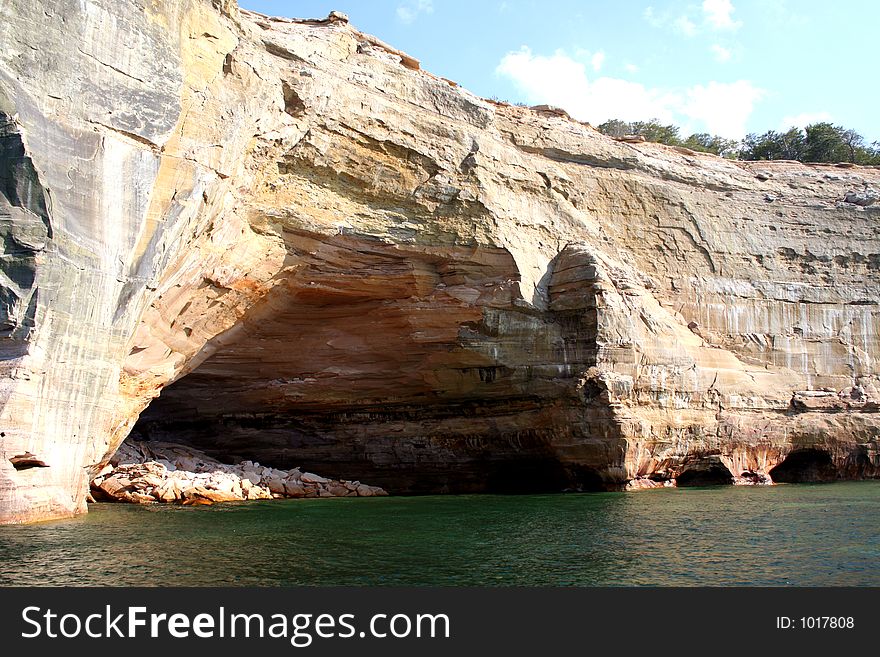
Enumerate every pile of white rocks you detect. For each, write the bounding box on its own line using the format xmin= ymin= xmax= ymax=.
xmin=90 ymin=441 xmax=387 ymax=505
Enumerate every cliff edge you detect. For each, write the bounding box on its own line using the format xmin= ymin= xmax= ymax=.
xmin=1 ymin=0 xmax=879 ymax=523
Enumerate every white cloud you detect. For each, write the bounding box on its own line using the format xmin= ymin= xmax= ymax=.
xmin=572 ymin=48 xmax=606 ymax=72
xmin=710 ymin=44 xmax=732 ymax=62
xmin=643 ymin=6 xmax=662 ymax=27
xmin=496 ymin=46 xmax=763 ymax=138
xmin=645 ymin=6 xmax=698 ymax=35
xmin=674 ymin=15 xmax=698 ymax=36
xmin=702 ymin=0 xmax=742 ymax=30
xmin=624 ymin=63 xmax=640 ymax=74
xmin=396 ymin=0 xmax=433 ymax=25
xmin=682 ymin=80 xmax=764 ymax=137
xmin=779 ymin=111 xmax=833 ymax=130
xmin=647 ymin=2 xmax=743 ymax=35
xmin=497 ymin=47 xmax=678 ymax=124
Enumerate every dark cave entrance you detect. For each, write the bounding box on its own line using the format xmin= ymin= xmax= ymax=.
xmin=769 ymin=449 xmax=838 ymax=483
xmin=485 ymin=460 xmax=606 ymax=494
xmin=129 ymin=400 xmax=612 ymax=496
xmin=675 ymin=458 xmax=734 ymax=487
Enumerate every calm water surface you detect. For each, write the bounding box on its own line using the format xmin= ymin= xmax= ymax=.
xmin=1 ymin=481 xmax=878 ymax=586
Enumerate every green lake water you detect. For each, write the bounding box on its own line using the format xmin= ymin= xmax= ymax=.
xmin=1 ymin=481 xmax=878 ymax=586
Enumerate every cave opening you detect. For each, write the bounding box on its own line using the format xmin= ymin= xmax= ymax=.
xmin=769 ymin=449 xmax=838 ymax=483
xmin=124 ymin=237 xmax=610 ymax=497
xmin=129 ymin=400 xmax=611 ymax=496
xmin=675 ymin=459 xmax=734 ymax=487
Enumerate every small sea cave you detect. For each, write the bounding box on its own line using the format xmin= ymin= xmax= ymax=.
xmin=675 ymin=458 xmax=735 ymax=487
xmin=769 ymin=448 xmax=838 ymax=483
xmin=738 ymin=470 xmax=771 ymax=485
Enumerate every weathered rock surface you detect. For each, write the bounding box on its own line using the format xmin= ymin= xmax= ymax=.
xmin=90 ymin=440 xmax=386 ymax=504
xmin=2 ymin=0 xmax=880 ymax=523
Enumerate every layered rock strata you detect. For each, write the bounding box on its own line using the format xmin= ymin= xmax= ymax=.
xmin=91 ymin=441 xmax=386 ymax=504
xmin=1 ymin=0 xmax=879 ymax=523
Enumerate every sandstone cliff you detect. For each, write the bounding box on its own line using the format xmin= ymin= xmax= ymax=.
xmin=1 ymin=0 xmax=879 ymax=523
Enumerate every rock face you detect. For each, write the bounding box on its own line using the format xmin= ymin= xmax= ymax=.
xmin=1 ymin=0 xmax=879 ymax=523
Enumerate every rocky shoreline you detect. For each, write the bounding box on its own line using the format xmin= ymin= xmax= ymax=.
xmin=90 ymin=441 xmax=387 ymax=506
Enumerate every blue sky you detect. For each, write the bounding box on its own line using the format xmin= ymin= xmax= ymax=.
xmin=239 ymin=1 xmax=878 ymax=142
